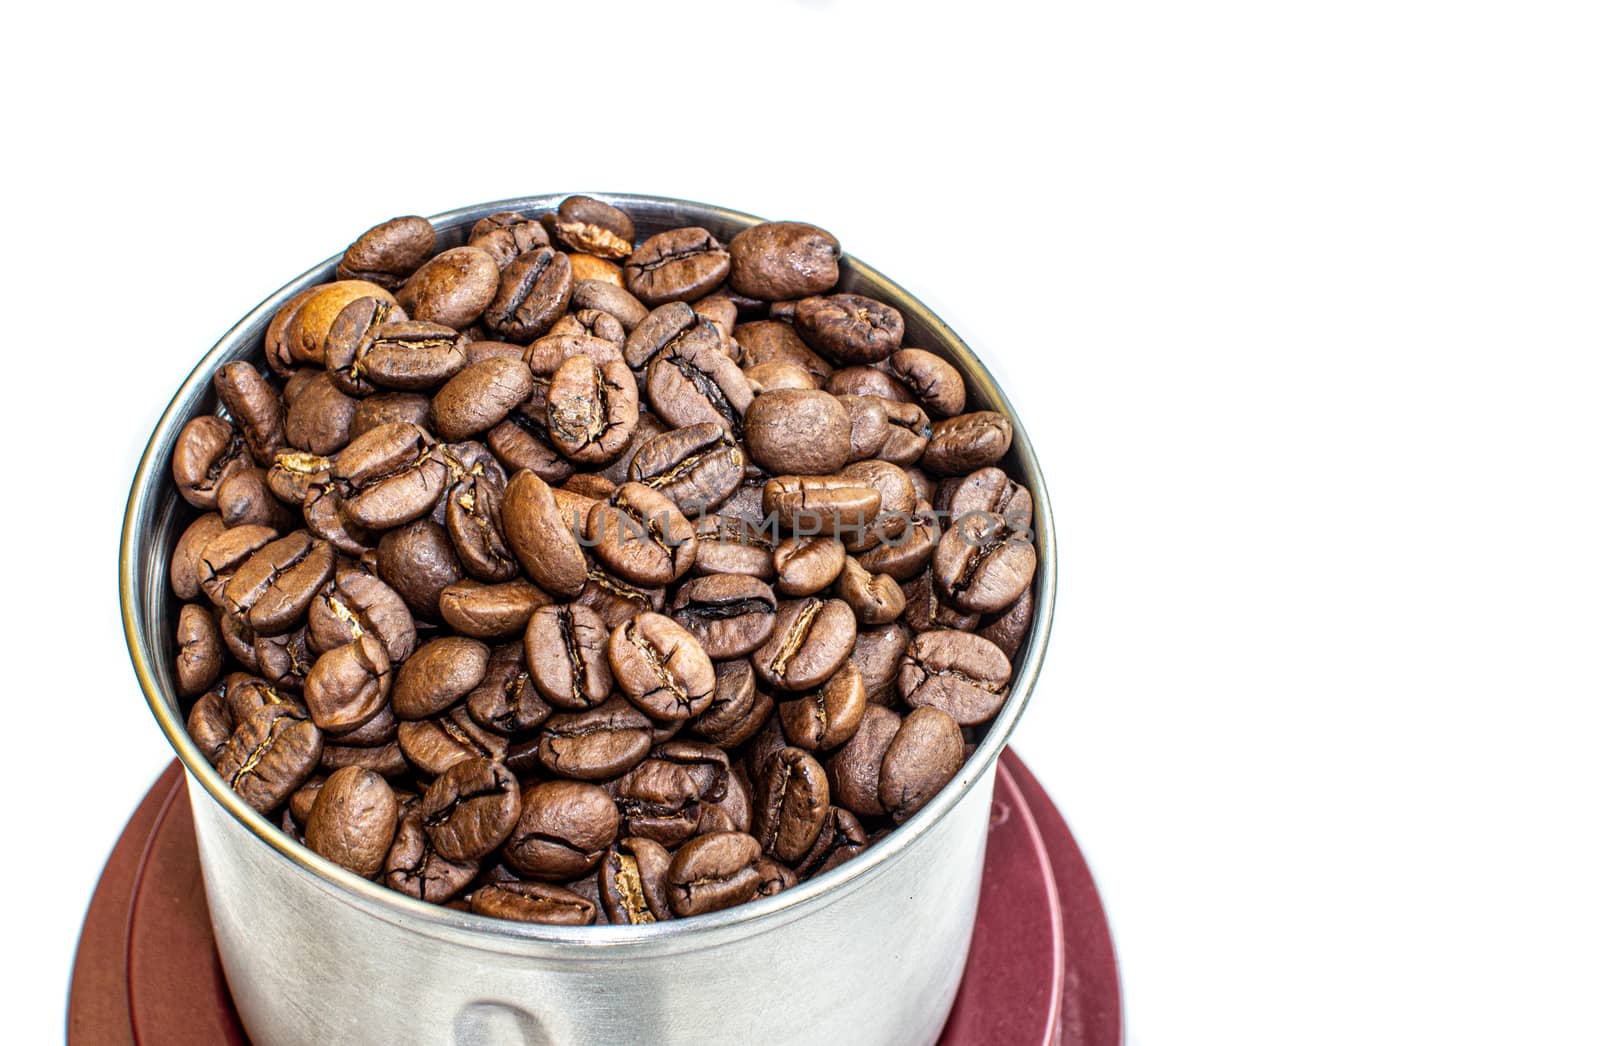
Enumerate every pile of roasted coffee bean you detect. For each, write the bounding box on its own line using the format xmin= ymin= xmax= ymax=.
xmin=168 ymin=196 xmax=1038 ymax=926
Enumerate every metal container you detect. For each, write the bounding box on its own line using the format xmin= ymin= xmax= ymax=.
xmin=120 ymin=194 xmax=1057 ymax=1046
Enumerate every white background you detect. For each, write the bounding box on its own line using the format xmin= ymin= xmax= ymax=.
xmin=2 ymin=1 xmax=1597 ymax=1043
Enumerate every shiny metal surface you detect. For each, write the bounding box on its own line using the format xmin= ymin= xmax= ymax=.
xmin=121 ymin=194 xmax=1058 ymax=1046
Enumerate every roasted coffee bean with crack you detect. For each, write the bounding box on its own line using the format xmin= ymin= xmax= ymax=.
xmin=751 ymin=747 xmax=830 ymax=863
xmin=196 ymin=524 xmax=278 ymax=606
xmin=217 ymin=531 xmax=336 ymax=635
xmin=537 ymin=696 xmax=655 ymax=781
xmin=608 ymin=612 xmax=717 ymax=722
xmin=624 ymin=227 xmax=730 ymax=307
xmin=794 ymin=293 xmax=904 ymax=365
xmin=468 ymin=211 xmax=551 ymax=269
xmin=666 ymin=831 xmax=762 ymax=917
xmin=546 ymin=353 xmax=638 ymax=464
xmin=551 ymin=196 xmax=635 ymax=260
xmin=979 ymin=585 xmax=1035 ymax=659
xmin=443 ymin=469 xmax=518 ymax=582
xmin=573 ymin=565 xmax=666 ymax=629
xmin=266 ymin=451 xmax=334 ymax=505
xmin=420 ymin=757 xmax=522 ymax=861
xmin=171 ymin=513 xmax=228 ymax=601
xmin=849 ymin=623 xmax=911 ymax=705
xmin=878 ymin=398 xmax=932 ymax=466
xmin=571 ymin=279 xmax=649 ymax=332
xmin=897 ymin=630 xmax=1012 ymax=725
xmin=306 ymin=564 xmax=416 ymax=663
xmin=586 ymin=482 xmax=698 ymax=587
xmin=213 ymin=363 xmax=286 ymax=465
xmin=484 ymin=246 xmax=573 ymax=343
xmin=599 ymin=836 xmax=673 ymax=923
xmin=728 ymin=221 xmax=841 ymax=301
xmin=921 ymin=410 xmax=1014 ymax=474
xmin=397 ymin=705 xmax=509 ymax=777
xmin=734 ymin=320 xmax=833 ymax=383
xmin=502 ymin=470 xmax=588 ymax=598
xmin=466 ymin=642 xmax=552 ymax=735
xmin=432 ymin=357 xmax=537 ymax=442
xmin=334 ymin=422 xmax=449 ymax=530
xmin=646 ymin=324 xmax=753 ymax=436
xmin=384 ymin=808 xmax=479 ymax=903
xmin=692 ymin=514 xmax=777 ymax=581
xmin=777 ymin=661 xmax=866 ymax=752
xmin=186 ymin=683 xmax=233 ymax=765
xmin=933 ymin=467 xmax=1037 ymax=613
xmin=176 ymin=604 xmax=224 ymax=697
xmin=438 ymin=577 xmax=550 ymax=639
xmin=302 ymin=633 xmax=392 ymax=733
xmin=836 ymin=557 xmax=907 ymax=626
xmin=172 ymin=416 xmax=251 ymax=510
xmin=214 ymin=703 xmax=324 ymax=813
xmin=762 ymin=475 xmax=881 ymax=538
xmin=337 ymin=216 xmax=435 ymax=289
xmin=472 ymin=880 xmax=597 ymax=925
xmin=524 ymin=604 xmax=613 ymax=711
xmin=793 ymin=806 xmax=868 ymax=879
xmin=503 ymin=780 xmax=618 ymax=880
xmin=691 ymin=659 xmax=773 ymax=748
xmin=353 ymin=318 xmax=469 ymax=394
xmin=669 ymin=574 xmax=777 ymax=660
xmin=751 ymin=597 xmax=856 ymax=692
xmin=826 ymin=704 xmax=902 ymax=818
xmin=608 ymin=758 xmax=702 ymax=847
xmin=392 ymin=635 xmax=490 ymax=720
xmin=628 ymin=422 xmax=744 ymax=513
xmin=901 ymin=568 xmax=982 ymax=634
xmin=887 ymin=348 xmax=966 ymax=418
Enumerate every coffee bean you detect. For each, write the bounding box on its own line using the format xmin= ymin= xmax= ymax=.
xmin=599 ymin=837 xmax=673 ymax=923
xmin=645 ymin=324 xmax=753 ymax=435
xmin=397 ymin=706 xmax=508 ymax=777
xmin=777 ymin=661 xmax=866 ymax=752
xmin=466 ymin=641 xmax=552 ymax=734
xmin=826 ymin=365 xmax=912 ymax=403
xmin=879 ymin=707 xmax=964 ymax=823
xmin=728 ymin=221 xmax=841 ymax=301
xmin=669 ymin=574 xmax=777 ymax=660
xmin=921 ymin=410 xmax=1014 ymax=474
xmin=744 ymin=389 xmax=851 ymax=475
xmin=306 ymin=564 xmax=416 ymax=664
xmin=610 ymin=759 xmax=702 ymax=847
xmin=337 ymin=216 xmax=435 ymax=289
xmin=186 ymin=683 xmax=233 ymax=765
xmin=826 ymin=704 xmax=901 ymax=817
xmin=752 ymin=597 xmax=856 ymax=692
xmin=218 ymin=531 xmax=336 ymax=634
xmin=442 ymin=469 xmax=518 ymax=582
xmin=979 ymin=585 xmax=1035 ymax=659
xmin=525 ymin=604 xmax=614 ymax=710
xmin=887 ymin=348 xmax=966 ymax=418
xmin=771 ymin=536 xmax=845 ymax=597
xmin=484 ymin=246 xmax=574 ymax=343
xmin=898 ymin=630 xmax=1011 ymax=725
xmin=733 ymin=320 xmax=833 ymax=383
xmin=793 ymin=806 xmax=868 ymax=879
xmin=504 ymin=780 xmax=618 ymax=879
xmin=574 ymin=565 xmax=667 ymax=630
xmin=691 ymin=659 xmax=773 ymax=748
xmin=288 ymin=281 xmax=399 ymax=366
xmin=175 ymin=604 xmax=223 ymax=698
xmin=586 ymin=482 xmax=697 ymax=587
xmin=551 ymin=196 xmax=635 ymax=260
xmin=625 ymin=227 xmax=730 ymax=307
xmin=902 ymin=568 xmax=981 ymax=633
xmin=933 ymin=467 xmax=1037 ymax=613
xmin=393 ymin=635 xmax=490 ymax=720
xmin=397 ymin=247 xmax=500 ymax=330
xmin=794 ymin=293 xmax=903 ymax=365
xmin=472 ymin=880 xmax=597 ymax=925
xmin=628 ymin=422 xmax=745 ymax=513
xmin=215 ymin=703 xmax=324 ymax=813
xmin=303 ymin=633 xmax=392 ymax=733
xmin=171 ymin=513 xmax=228 ymax=600
xmin=376 ymin=518 xmax=464 ymax=620
xmin=878 ymin=398 xmax=932 ymax=466
xmin=431 ymin=358 xmax=536 ymax=442
xmin=215 ymin=468 xmax=294 ymax=530
xmin=420 ymin=757 xmax=522 ymax=861
xmin=608 ymin=612 xmax=716 ymax=721
xmin=848 ymin=623 xmax=911 ymax=705
xmin=762 ymin=475 xmax=881 ymax=538
xmin=751 ymin=747 xmax=830 ymax=863
xmin=754 ymin=856 xmax=798 ymax=897
xmin=468 ymin=211 xmax=551 ymax=270
xmin=834 ymin=394 xmax=890 ymax=462
xmin=502 ymin=470 xmax=588 ymax=598
xmin=438 ymin=577 xmax=550 ymax=639
xmin=284 ymin=372 xmax=359 ymax=455
xmin=264 ymin=285 xmax=322 ymax=377
xmin=384 ymin=808 xmax=479 ymax=903
xmin=858 ymin=503 xmax=939 ymax=581
xmin=325 ymin=700 xmax=397 ymax=747
xmin=333 ymin=422 xmax=449 ymax=530
xmin=305 ymin=766 xmax=399 ymax=878
xmin=172 ymin=416 xmax=250 ymax=509
xmin=837 ymin=557 xmax=907 ymax=625
xmin=666 ymin=832 xmax=762 ymax=917
xmin=571 ymin=279 xmax=649 ymax=332
xmin=546 ymin=353 xmax=638 ymax=464
xmin=538 ymin=696 xmax=654 ymax=781
xmin=693 ymin=514 xmax=777 ymax=581
xmin=196 ymin=524 xmax=277 ymax=606
xmin=213 ymin=363 xmax=287 ymax=465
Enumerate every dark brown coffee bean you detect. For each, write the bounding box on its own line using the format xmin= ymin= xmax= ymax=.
xmin=325 ymin=700 xmax=397 ymax=747
xmin=571 ymin=279 xmax=648 ymax=332
xmin=599 ymin=837 xmax=673 ymax=923
xmin=586 ymin=482 xmax=698 ymax=587
xmin=827 ymin=366 xmax=912 ymax=403
xmin=546 ymin=308 xmax=627 ymax=350
xmin=793 ymin=806 xmax=869 ymax=879
xmin=827 ymin=704 xmax=901 ymax=817
xmin=218 ymin=531 xmax=336 ymax=634
xmin=898 ymin=630 xmax=1011 ymax=725
xmin=337 ymin=216 xmax=435 ymax=289
xmin=470 ymin=881 xmax=595 ymax=925
xmin=307 ymin=565 xmax=416 ymax=663
xmin=728 ymin=221 xmax=841 ymax=301
xmin=283 ymin=372 xmax=358 ymax=456
xmin=692 ymin=514 xmax=777 ymax=581
xmin=887 ymin=348 xmax=966 ymax=418
xmin=397 ymin=246 xmax=500 ymax=330
xmin=376 ymin=519 xmax=463 ymax=620
xmin=392 ymin=636 xmax=490 ymax=720
xmin=933 ymin=467 xmax=1036 ymax=613
xmin=762 ymin=475 xmax=881 ymax=538
xmin=288 ymin=281 xmax=399 ymax=366
xmin=837 ymin=557 xmax=907 ymax=626
xmin=878 ymin=398 xmax=932 ymax=466
xmin=266 ymin=450 xmax=335 ymax=505
xmin=397 ymin=705 xmax=508 ymax=776
xmin=574 ymin=565 xmax=667 ymax=630
xmin=288 ymin=776 xmax=327 ymax=827
xmin=902 ymin=568 xmax=982 ymax=633
xmin=839 ymin=459 xmax=916 ymax=549
xmin=744 ymin=716 xmax=791 ymax=781
xmin=777 ymin=661 xmax=866 ymax=752
xmin=171 ymin=513 xmax=228 ymax=600
xmin=196 ymin=524 xmax=278 ymax=606
xmin=466 ymin=642 xmax=552 ymax=735
xmin=430 ymin=357 xmax=535 ymax=442
xmin=442 ymin=470 xmax=518 ymax=582
xmin=420 ymin=757 xmax=522 ymax=861
xmin=666 ymin=832 xmax=762 ymax=917
xmin=502 ymin=470 xmax=588 ymax=598
xmin=744 ymin=360 xmax=819 ymax=394
xmin=263 ymin=285 xmax=321 ymax=377
xmin=849 ymin=623 xmax=911 ymax=705
xmin=438 ymin=577 xmax=550 ymax=639
xmin=623 ymin=302 xmax=703 ymax=370
xmin=254 ymin=626 xmax=316 ymax=694
xmin=503 ymin=780 xmax=618 ymax=880
xmin=733 ymin=320 xmax=833 ymax=383
xmin=691 ymin=293 xmax=740 ymax=346
xmin=186 ymin=683 xmax=233 ymax=765
xmin=609 ymin=759 xmax=702 ymax=847
xmin=646 ymin=325 xmax=753 ymax=436
xmin=175 ymin=604 xmax=223 ymax=697
xmin=384 ymin=808 xmax=479 ymax=903
xmin=608 ymin=612 xmax=716 ymax=722
xmin=692 ymin=659 xmax=773 ymax=748
xmin=172 ymin=416 xmax=250 ymax=509
xmin=484 ymin=246 xmax=573 ymax=343
xmin=625 ymin=227 xmax=731 ymax=307
xmin=552 ymin=196 xmax=635 ymax=260
xmin=216 ymin=703 xmax=324 ymax=813
xmin=794 ymin=293 xmax=903 ymax=365
xmin=751 ymin=747 xmax=829 ymax=863
xmin=487 ymin=410 xmax=576 ymax=485
xmin=921 ymin=410 xmax=1014 ymax=474
xmin=538 ymin=696 xmax=655 ymax=781
xmin=627 ymin=422 xmax=745 ymax=513
xmin=545 ymin=353 xmax=638 ymax=464
xmin=879 ymin=707 xmax=964 ymax=823
xmin=670 ymin=574 xmax=777 ymax=660
xmin=524 ymin=604 xmax=613 ymax=711
xmin=752 ymin=597 xmax=856 ymax=692
xmin=305 ymin=766 xmax=399 ymax=878
xmin=356 ymin=320 xmax=469 ymax=392
xmin=468 ymin=211 xmax=551 ymax=269
xmin=302 ymin=633 xmax=392 ymax=732
xmin=979 ymin=586 xmax=1035 ymax=659
xmin=743 ymin=389 xmax=851 ymax=475
xmin=332 ymin=422 xmax=448 ymax=530
xmin=829 ymin=394 xmax=889 ymax=463
xmin=213 ymin=363 xmax=286 ymax=465
xmin=858 ymin=502 xmax=939 ymax=581
xmin=320 ymin=738 xmax=407 ymax=777
xmin=222 ymin=671 xmax=300 ymax=722
xmin=754 ymin=856 xmax=798 ymax=897
xmin=215 ymin=468 xmax=294 ymax=530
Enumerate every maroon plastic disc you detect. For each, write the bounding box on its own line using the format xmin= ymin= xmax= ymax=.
xmin=69 ymin=751 xmax=1120 ymax=1045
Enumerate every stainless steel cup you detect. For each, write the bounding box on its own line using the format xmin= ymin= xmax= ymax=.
xmin=121 ymin=194 xmax=1057 ymax=1046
